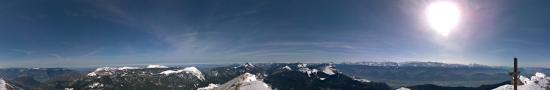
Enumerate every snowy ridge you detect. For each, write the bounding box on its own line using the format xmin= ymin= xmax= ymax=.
xmin=87 ymin=66 xmax=142 ymax=76
xmin=146 ymin=65 xmax=169 ymax=68
xmin=199 ymin=73 xmax=271 ymax=90
xmin=0 ymin=78 xmax=23 ymax=90
xmin=493 ymin=72 xmax=550 ymax=90
xmin=160 ymin=67 xmax=205 ymax=80
xmin=118 ymin=67 xmax=141 ymax=70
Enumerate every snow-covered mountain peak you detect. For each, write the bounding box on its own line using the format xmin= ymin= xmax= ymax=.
xmin=242 ymin=63 xmax=255 ymax=68
xmin=199 ymin=73 xmax=271 ymax=90
xmin=87 ymin=67 xmax=117 ymax=76
xmin=322 ymin=65 xmax=337 ymax=75
xmin=160 ymin=66 xmax=205 ymax=80
xmin=146 ymin=65 xmax=169 ymax=68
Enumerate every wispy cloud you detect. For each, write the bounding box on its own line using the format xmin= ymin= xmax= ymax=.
xmin=82 ymin=48 xmax=104 ymax=57
xmin=10 ymin=49 xmax=33 ymax=56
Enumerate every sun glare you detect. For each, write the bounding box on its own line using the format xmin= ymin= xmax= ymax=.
xmin=426 ymin=1 xmax=461 ymax=36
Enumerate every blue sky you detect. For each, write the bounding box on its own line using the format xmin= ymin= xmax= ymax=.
xmin=0 ymin=0 xmax=549 ymax=67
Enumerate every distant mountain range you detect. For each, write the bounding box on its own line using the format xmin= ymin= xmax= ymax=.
xmin=0 ymin=61 xmax=549 ymax=90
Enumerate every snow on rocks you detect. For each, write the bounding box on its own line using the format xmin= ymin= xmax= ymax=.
xmin=297 ymin=63 xmax=307 ymax=68
xmin=197 ymin=84 xmax=219 ymax=90
xmin=296 ymin=63 xmax=321 ymax=77
xmin=146 ymin=65 xmax=169 ymax=68
xmin=160 ymin=67 xmax=205 ymax=80
xmin=296 ymin=64 xmax=319 ymax=77
xmin=243 ymin=73 xmax=258 ymax=82
xmin=88 ymin=82 xmax=104 ymax=88
xmin=493 ymin=72 xmax=550 ymax=90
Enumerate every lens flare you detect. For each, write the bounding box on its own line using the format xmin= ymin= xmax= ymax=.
xmin=426 ymin=1 xmax=461 ymax=36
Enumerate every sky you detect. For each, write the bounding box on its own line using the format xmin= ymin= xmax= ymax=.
xmin=0 ymin=0 xmax=549 ymax=67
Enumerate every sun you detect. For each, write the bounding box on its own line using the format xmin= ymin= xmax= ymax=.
xmin=426 ymin=1 xmax=461 ymax=36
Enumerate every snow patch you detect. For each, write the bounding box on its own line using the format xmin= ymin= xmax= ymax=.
xmin=535 ymin=72 xmax=546 ymax=78
xmin=354 ymin=79 xmax=371 ymax=83
xmin=396 ymin=87 xmax=411 ymax=90
xmin=282 ymin=65 xmax=292 ymax=70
